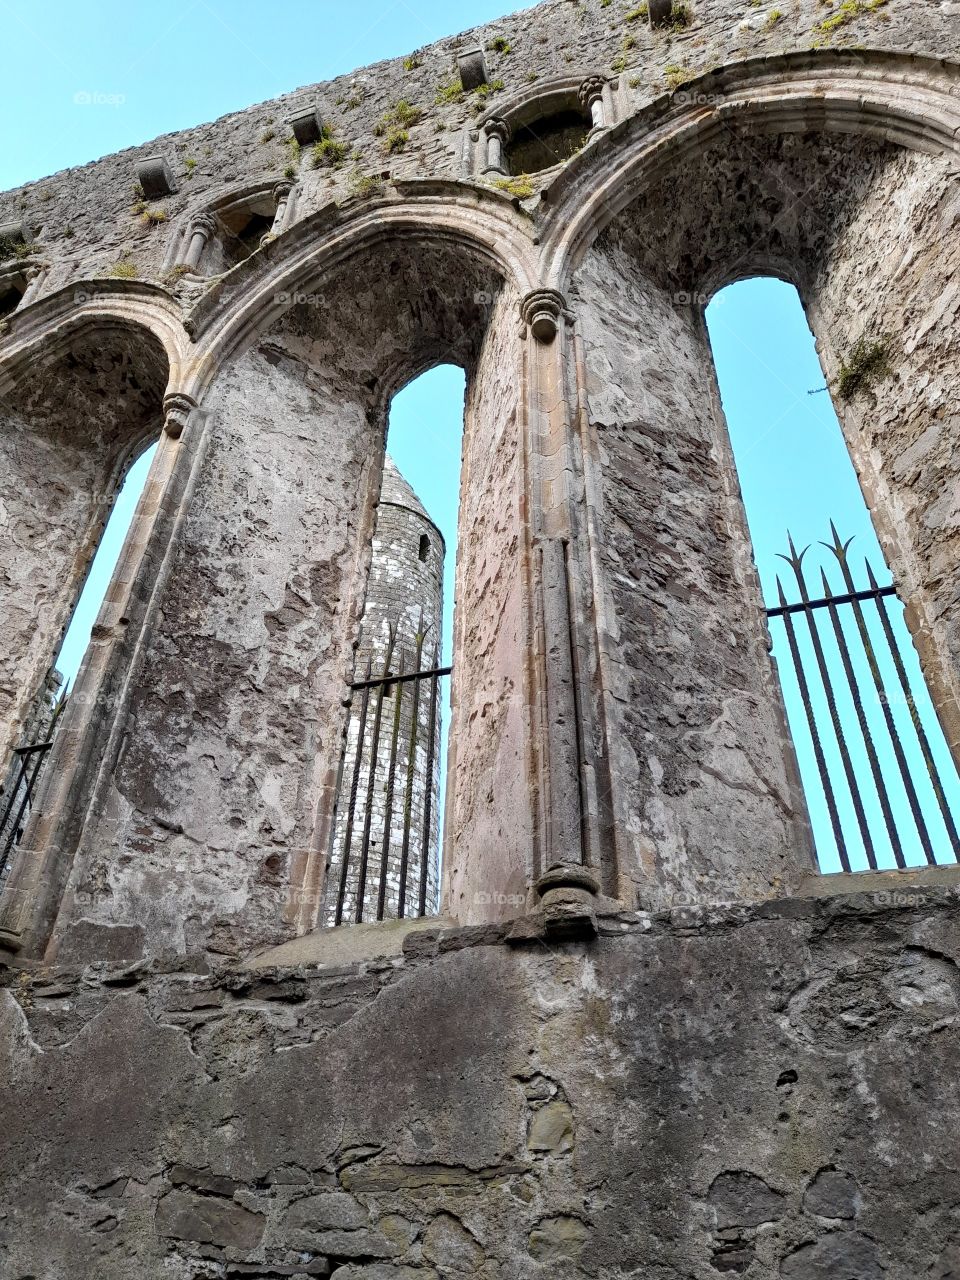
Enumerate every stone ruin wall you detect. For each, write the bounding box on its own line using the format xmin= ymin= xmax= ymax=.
xmin=0 ymin=0 xmax=959 ymax=1275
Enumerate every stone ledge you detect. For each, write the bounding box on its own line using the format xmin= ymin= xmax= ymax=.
xmin=241 ymin=914 xmax=459 ymax=970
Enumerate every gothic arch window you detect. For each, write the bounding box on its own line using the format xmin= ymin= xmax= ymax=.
xmin=706 ymin=277 xmax=960 ymax=874
xmin=1 ymin=444 xmax=157 ymax=878
xmin=322 ymin=366 xmax=464 ymax=928
xmin=0 ymin=322 xmax=171 ymax=940
xmin=0 ymin=271 xmax=27 ymax=319
xmin=172 ymin=184 xmax=293 ymax=277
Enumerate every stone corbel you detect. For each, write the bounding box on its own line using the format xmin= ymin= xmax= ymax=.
xmin=482 ymin=119 xmax=511 ymax=177
xmin=578 ymin=76 xmax=608 ymax=132
xmin=520 ymin=289 xmax=569 ymax=344
xmin=163 ymin=391 xmax=198 ymax=439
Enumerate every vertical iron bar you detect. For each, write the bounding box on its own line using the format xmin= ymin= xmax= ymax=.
xmin=781 ymin=537 xmax=876 ymax=869
xmin=820 ymin=566 xmax=903 ymax=869
xmin=356 ymin=626 xmax=397 ymax=923
xmin=377 ymin=647 xmax=407 ymax=922
xmin=397 ymin=631 xmax=426 ymax=919
xmin=335 ymin=656 xmax=373 ymax=926
xmin=0 ymin=755 xmax=34 ymax=874
xmin=865 ymin=560 xmax=960 ymax=857
xmin=418 ymin=646 xmax=441 ymax=918
xmin=1 ymin=746 xmax=52 ymax=874
xmin=776 ymin=576 xmax=850 ymax=872
xmin=824 ymin=529 xmax=936 ymax=863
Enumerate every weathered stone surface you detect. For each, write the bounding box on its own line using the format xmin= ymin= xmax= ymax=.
xmin=780 ymin=1230 xmax=884 ymax=1278
xmin=156 ymin=1187 xmax=266 ymax=1249
xmin=526 ymin=1099 xmax=574 ymax=1154
xmin=803 ymin=1167 xmax=859 ymax=1220
xmin=1 ymin=1 xmax=960 ymax=1277
xmin=0 ymin=895 xmax=959 ymax=1275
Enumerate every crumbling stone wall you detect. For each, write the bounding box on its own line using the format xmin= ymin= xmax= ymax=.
xmin=3 ymin=890 xmax=960 ymax=1279
xmin=2 ymin=0 xmax=956 ymax=303
xmin=443 ymin=284 xmax=532 ymax=924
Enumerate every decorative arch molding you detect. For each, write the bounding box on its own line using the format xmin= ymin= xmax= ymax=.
xmin=466 ymin=74 xmax=627 ymax=180
xmin=537 ymin=48 xmax=960 ymax=290
xmin=0 ymin=280 xmax=189 ymax=402
xmin=161 ymin=177 xmax=298 ymax=277
xmin=179 ymin=181 xmax=540 ymax=400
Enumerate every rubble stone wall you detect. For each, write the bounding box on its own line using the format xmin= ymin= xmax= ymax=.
xmin=4 ymin=890 xmax=960 ymax=1279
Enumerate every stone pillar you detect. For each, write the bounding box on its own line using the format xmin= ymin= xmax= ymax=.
xmin=18 ymin=264 xmax=45 ymax=308
xmin=579 ymin=77 xmax=607 ymax=133
xmin=483 ymin=120 xmax=510 ymax=177
xmin=519 ymin=289 xmax=603 ymax=898
xmin=270 ymin=180 xmax=296 ymax=235
xmin=181 ymin=214 xmax=217 ymax=272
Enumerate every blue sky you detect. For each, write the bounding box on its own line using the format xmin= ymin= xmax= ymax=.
xmin=0 ymin=0 xmax=525 ymax=190
xmin=11 ymin=3 xmax=957 ymax=874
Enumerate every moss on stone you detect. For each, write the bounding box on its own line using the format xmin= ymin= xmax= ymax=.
xmin=817 ymin=0 xmax=887 ymax=33
xmin=494 ymin=174 xmax=535 ymax=199
xmin=837 ymin=335 xmax=892 ymax=400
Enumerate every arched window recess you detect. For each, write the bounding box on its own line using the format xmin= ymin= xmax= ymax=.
xmin=321 ymin=365 xmax=463 ymax=929
xmin=706 ymin=277 xmax=960 ymax=876
xmin=468 ymin=75 xmax=624 ymax=183
xmin=166 ymin=181 xmax=297 ymax=278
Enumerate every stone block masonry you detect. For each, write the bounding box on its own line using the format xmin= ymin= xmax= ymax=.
xmin=3 ymin=890 xmax=960 ymax=1277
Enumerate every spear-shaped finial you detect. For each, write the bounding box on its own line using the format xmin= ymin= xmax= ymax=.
xmin=821 ymin=520 xmax=855 ymax=566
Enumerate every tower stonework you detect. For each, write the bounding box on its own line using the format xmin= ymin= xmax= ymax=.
xmin=1 ymin=0 xmax=960 ymax=1275
xmin=324 ymin=456 xmax=444 ymax=925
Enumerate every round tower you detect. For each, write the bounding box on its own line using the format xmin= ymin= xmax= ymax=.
xmin=324 ymin=455 xmax=446 ymax=925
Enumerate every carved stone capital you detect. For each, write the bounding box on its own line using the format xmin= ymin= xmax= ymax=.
xmin=190 ymin=213 xmax=218 ymax=239
xmin=163 ymin=391 xmax=198 ymax=439
xmin=578 ymin=75 xmax=606 ymax=110
xmin=520 ymin=289 xmax=569 ymax=343
xmin=273 ymin=179 xmax=296 ymax=203
xmin=485 ymin=117 xmax=511 ymax=144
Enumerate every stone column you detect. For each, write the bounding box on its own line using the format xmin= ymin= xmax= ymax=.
xmin=579 ymin=77 xmax=607 ymax=133
xmin=519 ymin=289 xmax=603 ymax=914
xmin=181 ymin=214 xmax=217 ymax=272
xmin=270 ymin=180 xmax=296 ymax=235
xmin=483 ymin=120 xmax=510 ymax=177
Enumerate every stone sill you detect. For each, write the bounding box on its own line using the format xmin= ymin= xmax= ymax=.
xmin=799 ymin=862 xmax=960 ymax=898
xmin=237 ymin=865 xmax=960 ymax=975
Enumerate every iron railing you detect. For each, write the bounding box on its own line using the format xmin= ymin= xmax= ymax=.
xmin=0 ymin=692 xmax=66 ymax=878
xmin=767 ymin=524 xmax=960 ymax=873
xmin=327 ymin=622 xmax=449 ymax=926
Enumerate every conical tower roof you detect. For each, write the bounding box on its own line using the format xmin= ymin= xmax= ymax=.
xmin=381 ymin=454 xmax=443 ymax=538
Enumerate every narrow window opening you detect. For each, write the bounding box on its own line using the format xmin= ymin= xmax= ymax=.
xmin=325 ymin=365 xmax=465 ymax=926
xmin=706 ymin=278 xmax=960 ymax=873
xmin=506 ymin=108 xmax=590 ymax=175
xmin=0 ymin=279 xmax=25 ymax=319
xmin=1 ymin=444 xmax=157 ymax=877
